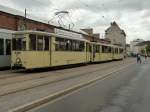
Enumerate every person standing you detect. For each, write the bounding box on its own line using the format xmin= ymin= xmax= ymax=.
xmin=145 ymin=55 xmax=147 ymax=60
xmin=137 ymin=54 xmax=141 ymax=64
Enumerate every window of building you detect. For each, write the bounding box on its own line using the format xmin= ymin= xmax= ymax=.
xmin=37 ymin=35 xmax=44 ymax=51
xmin=44 ymin=36 xmax=49 ymax=51
xmin=0 ymin=39 xmax=4 ymax=55
xmin=6 ymin=39 xmax=11 ymax=55
xmin=29 ymin=34 xmax=36 ymax=50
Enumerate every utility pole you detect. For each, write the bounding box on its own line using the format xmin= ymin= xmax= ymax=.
xmin=24 ymin=8 xmax=27 ymax=30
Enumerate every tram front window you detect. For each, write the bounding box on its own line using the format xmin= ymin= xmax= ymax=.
xmin=12 ymin=35 xmax=26 ymax=51
xmin=29 ymin=34 xmax=36 ymax=50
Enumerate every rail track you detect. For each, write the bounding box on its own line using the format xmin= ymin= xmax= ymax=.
xmin=0 ymin=59 xmax=132 ymax=87
xmin=0 ymin=70 xmax=26 ymax=79
xmin=12 ymin=61 xmax=136 ymax=112
xmin=0 ymin=59 xmax=135 ymax=97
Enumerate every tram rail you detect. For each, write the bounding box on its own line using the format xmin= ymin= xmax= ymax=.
xmin=0 ymin=59 xmax=134 ymax=97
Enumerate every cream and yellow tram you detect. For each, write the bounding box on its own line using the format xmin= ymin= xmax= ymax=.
xmin=11 ymin=30 xmax=89 ymax=69
xmin=91 ymin=42 xmax=113 ymax=62
xmin=112 ymin=46 xmax=124 ymax=60
xmin=11 ymin=30 xmax=124 ymax=69
xmin=90 ymin=42 xmax=124 ymax=62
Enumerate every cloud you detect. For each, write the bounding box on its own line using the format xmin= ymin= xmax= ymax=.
xmin=10 ymin=0 xmax=52 ymax=9
xmin=0 ymin=0 xmax=150 ymax=43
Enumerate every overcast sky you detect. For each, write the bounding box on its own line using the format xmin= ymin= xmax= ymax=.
xmin=0 ymin=0 xmax=150 ymax=43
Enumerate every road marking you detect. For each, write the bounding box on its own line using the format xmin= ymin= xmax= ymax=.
xmin=10 ymin=62 xmax=136 ymax=112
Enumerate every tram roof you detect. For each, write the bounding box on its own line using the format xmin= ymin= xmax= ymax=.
xmin=90 ymin=41 xmax=123 ymax=48
xmin=13 ymin=30 xmax=89 ymax=42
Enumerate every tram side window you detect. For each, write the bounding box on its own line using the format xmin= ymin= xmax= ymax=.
xmin=65 ymin=39 xmax=72 ymax=51
xmin=96 ymin=45 xmax=100 ymax=53
xmin=0 ymin=39 xmax=4 ymax=55
xmin=79 ymin=41 xmax=84 ymax=51
xmin=115 ymin=48 xmax=118 ymax=54
xmin=6 ymin=39 xmax=11 ymax=55
xmin=105 ymin=46 xmax=108 ymax=53
xmin=44 ymin=36 xmax=49 ymax=51
xmin=86 ymin=43 xmax=91 ymax=52
xmin=75 ymin=41 xmax=84 ymax=51
xmin=112 ymin=48 xmax=114 ymax=53
xmin=55 ymin=37 xmax=65 ymax=51
xmin=29 ymin=34 xmax=36 ymax=50
xmin=55 ymin=38 xmax=84 ymax=51
xmin=108 ymin=47 xmax=112 ymax=53
xmin=102 ymin=46 xmax=104 ymax=53
xmin=75 ymin=41 xmax=80 ymax=51
xmin=102 ymin=46 xmax=107 ymax=53
xmin=37 ymin=35 xmax=44 ymax=51
xmin=72 ymin=40 xmax=76 ymax=51
xmin=120 ymin=48 xmax=123 ymax=53
xmin=12 ymin=38 xmax=22 ymax=51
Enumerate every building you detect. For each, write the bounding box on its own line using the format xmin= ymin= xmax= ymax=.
xmin=81 ymin=28 xmax=110 ymax=44
xmin=0 ymin=5 xmax=57 ymax=32
xmin=126 ymin=44 xmax=131 ymax=56
xmin=105 ymin=21 xmax=126 ymax=51
xmin=135 ymin=41 xmax=150 ymax=56
xmin=130 ymin=39 xmax=144 ymax=54
xmin=0 ymin=5 xmax=112 ymax=46
xmin=0 ymin=5 xmax=92 ymax=39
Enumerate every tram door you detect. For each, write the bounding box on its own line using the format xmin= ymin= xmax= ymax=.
xmin=86 ymin=43 xmax=91 ymax=62
xmin=92 ymin=44 xmax=96 ymax=62
xmin=89 ymin=44 xmax=93 ymax=62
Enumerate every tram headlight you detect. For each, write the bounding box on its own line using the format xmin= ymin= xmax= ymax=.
xmin=16 ymin=58 xmax=21 ymax=64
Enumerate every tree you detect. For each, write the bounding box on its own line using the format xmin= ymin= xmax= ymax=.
xmin=141 ymin=49 xmax=145 ymax=54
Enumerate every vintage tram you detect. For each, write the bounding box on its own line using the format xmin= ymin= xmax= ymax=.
xmin=11 ymin=30 xmax=124 ymax=69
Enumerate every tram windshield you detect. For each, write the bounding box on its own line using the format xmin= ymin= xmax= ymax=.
xmin=12 ymin=34 xmax=26 ymax=51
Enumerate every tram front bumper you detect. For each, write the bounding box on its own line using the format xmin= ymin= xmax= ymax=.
xmin=11 ymin=63 xmax=25 ymax=69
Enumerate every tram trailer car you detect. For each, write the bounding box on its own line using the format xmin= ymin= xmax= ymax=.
xmin=112 ymin=46 xmax=124 ymax=60
xmin=89 ymin=42 xmax=124 ymax=63
xmin=0 ymin=29 xmax=12 ymax=68
xmin=11 ymin=30 xmax=124 ymax=69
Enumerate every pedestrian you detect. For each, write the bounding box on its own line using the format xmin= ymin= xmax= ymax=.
xmin=137 ymin=54 xmax=141 ymax=64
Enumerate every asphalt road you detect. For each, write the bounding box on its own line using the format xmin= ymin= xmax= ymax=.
xmin=2 ymin=58 xmax=150 ymax=112
xmin=28 ymin=58 xmax=144 ymax=112
xmin=0 ymin=59 xmax=135 ymax=112
xmin=100 ymin=58 xmax=150 ymax=112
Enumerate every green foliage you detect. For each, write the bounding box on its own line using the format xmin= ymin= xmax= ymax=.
xmin=141 ymin=49 xmax=145 ymax=54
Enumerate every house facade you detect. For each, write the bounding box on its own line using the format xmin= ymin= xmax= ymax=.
xmin=105 ymin=21 xmax=126 ymax=52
